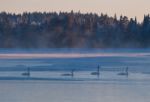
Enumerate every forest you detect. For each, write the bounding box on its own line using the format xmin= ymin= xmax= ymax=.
xmin=0 ymin=11 xmax=150 ymax=48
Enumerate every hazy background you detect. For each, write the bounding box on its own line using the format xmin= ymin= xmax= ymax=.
xmin=0 ymin=0 xmax=149 ymax=22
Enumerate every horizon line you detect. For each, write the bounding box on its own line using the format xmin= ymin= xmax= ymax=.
xmin=0 ymin=10 xmax=149 ymax=23
xmin=0 ymin=53 xmax=148 ymax=59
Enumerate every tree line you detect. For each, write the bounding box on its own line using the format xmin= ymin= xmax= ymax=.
xmin=0 ymin=11 xmax=150 ymax=48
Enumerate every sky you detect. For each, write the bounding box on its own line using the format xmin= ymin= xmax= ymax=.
xmin=0 ymin=0 xmax=149 ymax=22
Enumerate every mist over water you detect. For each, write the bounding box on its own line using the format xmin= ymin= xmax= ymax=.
xmin=0 ymin=48 xmax=150 ymax=73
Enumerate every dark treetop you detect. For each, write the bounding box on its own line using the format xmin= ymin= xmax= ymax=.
xmin=0 ymin=11 xmax=150 ymax=48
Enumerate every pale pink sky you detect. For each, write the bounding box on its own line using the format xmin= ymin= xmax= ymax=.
xmin=0 ymin=0 xmax=149 ymax=21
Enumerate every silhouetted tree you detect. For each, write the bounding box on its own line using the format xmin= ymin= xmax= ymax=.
xmin=0 ymin=11 xmax=149 ymax=48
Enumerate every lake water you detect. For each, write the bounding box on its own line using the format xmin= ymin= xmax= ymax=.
xmin=0 ymin=48 xmax=150 ymax=102
xmin=0 ymin=80 xmax=150 ymax=102
xmin=0 ymin=48 xmax=150 ymax=72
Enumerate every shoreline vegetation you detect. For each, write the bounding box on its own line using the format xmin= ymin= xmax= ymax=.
xmin=0 ymin=11 xmax=150 ymax=48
